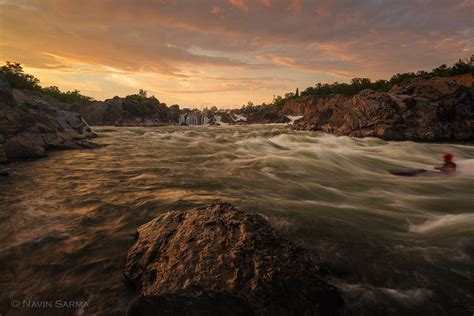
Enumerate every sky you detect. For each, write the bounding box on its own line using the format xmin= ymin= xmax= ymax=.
xmin=0 ymin=0 xmax=473 ymax=108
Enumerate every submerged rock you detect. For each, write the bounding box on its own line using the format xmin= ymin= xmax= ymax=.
xmin=123 ymin=202 xmax=343 ymax=315
xmin=292 ymin=76 xmax=474 ymax=141
xmin=0 ymin=75 xmax=98 ymax=162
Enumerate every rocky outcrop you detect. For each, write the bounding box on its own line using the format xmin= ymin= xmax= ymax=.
xmin=71 ymin=96 xmax=180 ymax=126
xmin=293 ymin=77 xmax=474 ymax=141
xmin=123 ymin=202 xmax=343 ymax=316
xmin=237 ymin=107 xmax=290 ymax=124
xmin=280 ymin=98 xmax=309 ymax=116
xmin=0 ymin=76 xmax=97 ymax=162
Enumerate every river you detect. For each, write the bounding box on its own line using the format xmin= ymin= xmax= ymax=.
xmin=1 ymin=125 xmax=473 ymax=315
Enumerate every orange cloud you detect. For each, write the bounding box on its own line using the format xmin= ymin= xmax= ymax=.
xmin=210 ymin=6 xmax=221 ymax=14
xmin=315 ymin=0 xmax=334 ymax=17
xmin=288 ymin=0 xmax=303 ymax=12
xmin=229 ymin=0 xmax=248 ymax=11
xmin=1 ymin=0 xmax=471 ymax=108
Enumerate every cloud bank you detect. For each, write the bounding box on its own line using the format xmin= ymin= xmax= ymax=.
xmin=1 ymin=0 xmax=472 ymax=107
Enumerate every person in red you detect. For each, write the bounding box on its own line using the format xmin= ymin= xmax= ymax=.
xmin=435 ymin=153 xmax=457 ymax=174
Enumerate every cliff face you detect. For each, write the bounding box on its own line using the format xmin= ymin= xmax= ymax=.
xmin=236 ymin=107 xmax=290 ymax=124
xmin=292 ymin=76 xmax=474 ymax=141
xmin=71 ymin=96 xmax=180 ymax=126
xmin=0 ymin=77 xmax=97 ymax=163
xmin=280 ymin=97 xmax=310 ymax=116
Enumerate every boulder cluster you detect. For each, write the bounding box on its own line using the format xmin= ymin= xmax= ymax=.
xmin=0 ymin=76 xmax=97 ymax=163
xmin=288 ymin=76 xmax=473 ymax=141
xmin=69 ymin=96 xmax=181 ymax=126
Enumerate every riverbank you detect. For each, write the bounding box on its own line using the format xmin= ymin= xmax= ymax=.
xmin=0 ymin=76 xmax=98 ymax=163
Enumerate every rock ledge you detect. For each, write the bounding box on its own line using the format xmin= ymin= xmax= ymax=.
xmin=0 ymin=75 xmax=98 ymax=162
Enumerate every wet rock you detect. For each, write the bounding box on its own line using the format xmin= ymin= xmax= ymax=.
xmin=123 ymin=202 xmax=343 ymax=315
xmin=0 ymin=75 xmax=98 ymax=162
xmin=0 ymin=145 xmax=7 ymax=164
xmin=235 ymin=106 xmax=289 ymax=124
xmin=280 ymin=98 xmax=309 ymax=116
xmin=3 ymin=133 xmax=46 ymax=159
xmin=292 ymin=77 xmax=474 ymax=141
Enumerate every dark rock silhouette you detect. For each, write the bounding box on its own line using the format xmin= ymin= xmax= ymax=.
xmin=71 ymin=96 xmax=180 ymax=126
xmin=124 ymin=202 xmax=343 ymax=316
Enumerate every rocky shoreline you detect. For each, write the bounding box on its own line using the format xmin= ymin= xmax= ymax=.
xmin=1 ymin=71 xmax=472 ymax=165
xmin=0 ymin=76 xmax=98 ymax=163
xmin=123 ymin=202 xmax=344 ymax=315
xmin=287 ymin=76 xmax=473 ymax=141
xmin=67 ymin=74 xmax=473 ymax=142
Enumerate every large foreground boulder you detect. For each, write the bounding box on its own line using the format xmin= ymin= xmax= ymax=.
xmin=123 ymin=202 xmax=343 ymax=315
xmin=293 ymin=76 xmax=474 ymax=141
xmin=0 ymin=76 xmax=98 ymax=162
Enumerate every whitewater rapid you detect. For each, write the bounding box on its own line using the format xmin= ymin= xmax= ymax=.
xmin=0 ymin=125 xmax=472 ymax=314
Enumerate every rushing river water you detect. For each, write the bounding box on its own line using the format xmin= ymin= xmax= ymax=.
xmin=0 ymin=125 xmax=473 ymax=315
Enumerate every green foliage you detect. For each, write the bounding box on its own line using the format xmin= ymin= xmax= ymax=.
xmin=269 ymin=56 xmax=474 ymax=106
xmin=272 ymin=95 xmax=285 ymax=108
xmin=42 ymin=85 xmax=93 ymax=104
xmin=138 ymin=89 xmax=148 ymax=98
xmin=1 ymin=61 xmax=93 ymax=104
xmin=126 ymin=90 xmax=160 ymax=107
xmin=1 ymin=61 xmax=41 ymax=90
xmin=239 ymin=102 xmax=278 ymax=114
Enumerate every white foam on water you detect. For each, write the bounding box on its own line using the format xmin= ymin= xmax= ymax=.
xmin=456 ymin=158 xmax=474 ymax=176
xmin=233 ymin=113 xmax=247 ymax=122
xmin=409 ymin=213 xmax=474 ymax=234
xmin=286 ymin=115 xmax=303 ymax=124
xmin=379 ymin=287 xmax=433 ymax=306
xmin=338 ymin=282 xmax=433 ymax=306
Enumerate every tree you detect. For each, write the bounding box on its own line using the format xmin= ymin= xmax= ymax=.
xmin=1 ymin=61 xmax=41 ymax=90
xmin=42 ymin=86 xmax=61 ymax=95
xmin=1 ymin=61 xmax=93 ymax=104
xmin=138 ymin=89 xmax=148 ymax=98
xmin=272 ymin=95 xmax=285 ymax=107
xmin=452 ymin=58 xmax=474 ymax=75
xmin=42 ymin=86 xmax=93 ymax=103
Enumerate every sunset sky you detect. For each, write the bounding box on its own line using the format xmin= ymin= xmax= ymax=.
xmin=1 ymin=0 xmax=473 ymax=108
